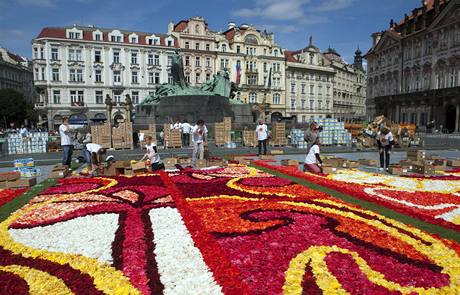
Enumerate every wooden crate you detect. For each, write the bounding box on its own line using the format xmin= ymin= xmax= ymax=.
xmin=243 ymin=130 xmax=257 ymax=147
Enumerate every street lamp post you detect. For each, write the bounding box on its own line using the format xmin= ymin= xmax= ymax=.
xmin=105 ymin=94 xmax=116 ymax=149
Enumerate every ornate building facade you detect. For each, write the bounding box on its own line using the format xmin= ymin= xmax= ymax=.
xmin=215 ymin=23 xmax=286 ymax=121
xmin=284 ymin=38 xmax=335 ymax=122
xmin=32 ymin=25 xmax=177 ymax=130
xmin=366 ymin=0 xmax=460 ymax=132
xmin=0 ymin=47 xmax=34 ymax=103
xmin=170 ymin=17 xmax=217 ymax=86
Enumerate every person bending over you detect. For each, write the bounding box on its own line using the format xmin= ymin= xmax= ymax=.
xmin=303 ymin=138 xmax=323 ymax=174
xmin=141 ymin=136 xmax=165 ymax=171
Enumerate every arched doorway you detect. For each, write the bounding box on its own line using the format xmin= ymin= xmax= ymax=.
xmin=446 ymin=105 xmax=456 ymax=133
xmin=271 ymin=112 xmax=283 ymax=122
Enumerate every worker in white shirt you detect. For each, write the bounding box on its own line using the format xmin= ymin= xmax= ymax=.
xmin=85 ymin=143 xmax=106 ymax=175
xmin=181 ymin=119 xmax=192 ymax=146
xmin=59 ymin=117 xmax=75 ymax=169
xmin=173 ymin=120 xmax=182 ymax=130
xmin=376 ymin=126 xmax=395 ymax=172
xmin=255 ymin=120 xmax=269 ymax=156
xmin=141 ymin=136 xmax=165 ymax=171
xmin=191 ymin=119 xmax=208 ymax=165
xmin=304 ymin=137 xmax=323 ymax=174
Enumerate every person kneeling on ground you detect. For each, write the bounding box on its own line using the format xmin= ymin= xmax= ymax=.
xmin=141 ymin=136 xmax=165 ymax=171
xmin=85 ymin=143 xmax=106 ymax=175
xmin=303 ymin=138 xmax=323 ymax=174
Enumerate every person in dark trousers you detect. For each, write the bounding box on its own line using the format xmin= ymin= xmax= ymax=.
xmin=86 ymin=143 xmax=107 ymax=175
xmin=376 ymin=126 xmax=395 ymax=171
xmin=256 ymin=120 xmax=268 ymax=156
xmin=59 ymin=117 xmax=74 ymax=169
xmin=141 ymin=136 xmax=165 ymax=171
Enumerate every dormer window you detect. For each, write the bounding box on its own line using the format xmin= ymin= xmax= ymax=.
xmin=109 ymin=30 xmax=123 ymax=43
xmin=111 ymin=36 xmax=122 ymax=42
xmin=274 ymin=49 xmax=279 ymax=57
xmin=146 ymin=35 xmax=160 ymax=46
xmin=129 ymin=33 xmax=138 ymax=44
xmin=67 ymin=28 xmax=83 ymax=40
xmin=92 ymin=30 xmax=102 ymax=41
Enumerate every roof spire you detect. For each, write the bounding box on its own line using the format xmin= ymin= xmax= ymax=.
xmin=309 ymin=35 xmax=313 ymax=47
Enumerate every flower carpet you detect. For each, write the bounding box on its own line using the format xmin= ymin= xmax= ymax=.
xmin=0 ymin=188 xmax=27 ymax=207
xmin=1 ymin=165 xmax=460 ymax=294
xmin=255 ymin=160 xmax=460 ymax=232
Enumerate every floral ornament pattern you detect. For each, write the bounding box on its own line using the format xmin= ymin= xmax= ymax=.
xmin=0 ymin=165 xmax=460 ymax=294
xmin=254 ymin=160 xmax=460 ymax=231
xmin=0 ymin=188 xmax=27 ymax=207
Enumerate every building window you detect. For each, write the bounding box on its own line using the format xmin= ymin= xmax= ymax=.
xmin=220 ymin=58 xmax=229 ymax=70
xmin=291 ymin=83 xmax=296 ymax=93
xmin=318 ymin=101 xmax=322 ymax=109
xmin=70 ymin=90 xmax=84 ymax=105
xmin=301 ymin=84 xmax=306 ymax=94
xmin=148 ymin=72 xmax=154 ymax=84
xmin=95 ymin=91 xmax=103 ymax=104
xmin=155 ymin=72 xmax=160 ymax=84
xmin=148 ymin=54 xmax=154 ymax=65
xmin=195 ymin=56 xmax=200 ymax=67
xmin=111 ymin=35 xmax=122 ymax=42
xmin=264 ymin=62 xmax=268 ymax=72
xmin=131 ymin=91 xmax=139 ymax=104
xmin=185 ymin=56 xmax=190 ymax=66
xmin=310 ymin=100 xmax=314 ymax=109
xmin=291 ymin=99 xmax=296 ymax=109
xmin=185 ymin=73 xmax=190 ymax=83
xmin=33 ymin=47 xmax=38 ymax=59
xmin=274 ymin=49 xmax=279 ymax=57
xmin=273 ymin=93 xmax=280 ymax=104
xmin=249 ymin=92 xmax=257 ymax=103
xmin=247 ymin=74 xmax=257 ymax=85
xmin=68 ymin=49 xmax=82 ymax=61
xmin=185 ymin=42 xmax=190 ymax=49
xmin=301 ymin=99 xmax=305 ymax=109
xmin=69 ymin=69 xmax=76 ymax=81
xmin=196 ymin=73 xmax=200 ymax=83
xmin=167 ymin=40 xmax=172 ymax=46
xmin=222 ymin=44 xmax=227 ymax=52
xmin=52 ymin=68 xmax=60 ymax=81
xmin=53 ymin=90 xmax=60 ymax=104
xmin=113 ymin=71 xmax=121 ymax=83
xmin=131 ymin=52 xmax=138 ymax=64
xmin=326 ymin=100 xmax=330 ymax=109
xmin=167 ymin=56 xmax=172 ymax=66
xmin=205 ymin=44 xmax=210 ymax=51
xmin=130 ymin=36 xmax=137 ymax=44
xmin=34 ymin=68 xmax=39 ymax=80
xmin=51 ymin=48 xmax=59 ymax=60
xmin=113 ymin=91 xmax=121 ymax=103
xmin=95 ymin=34 xmax=101 ymax=41
xmin=195 ymin=43 xmax=200 ymax=50
xmin=95 ymin=69 xmax=102 ymax=82
xmin=168 ymin=73 xmax=173 ymax=83
xmin=205 ymin=57 xmax=211 ymax=67
xmin=154 ymin=54 xmax=160 ymax=65
xmin=132 ymin=71 xmax=138 ymax=84
xmin=94 ymin=50 xmax=101 ymax=63
xmin=69 ymin=32 xmax=81 ymax=39
xmin=236 ymin=45 xmax=241 ymax=54
xmin=310 ymin=85 xmax=314 ymax=95
xmin=206 ymin=73 xmax=211 ymax=81
xmin=113 ymin=51 xmax=120 ymax=64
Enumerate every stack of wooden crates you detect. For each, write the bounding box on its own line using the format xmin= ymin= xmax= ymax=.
xmin=91 ymin=122 xmax=133 ymax=150
xmin=214 ymin=117 xmax=232 ymax=147
xmin=270 ymin=122 xmax=288 ymax=147
xmin=243 ymin=129 xmax=257 ymax=147
xmin=163 ymin=124 xmax=182 ymax=148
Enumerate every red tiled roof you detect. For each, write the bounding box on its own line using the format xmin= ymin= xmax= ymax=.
xmin=7 ymin=52 xmax=26 ymax=63
xmin=284 ymin=50 xmax=300 ymax=62
xmin=173 ymin=20 xmax=188 ymax=32
xmin=35 ymin=27 xmax=179 ymax=48
xmin=395 ymin=0 xmax=447 ymax=28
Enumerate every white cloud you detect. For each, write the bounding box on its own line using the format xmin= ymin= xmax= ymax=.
xmin=310 ymin=0 xmax=356 ymax=12
xmin=233 ymin=0 xmax=311 ymax=21
xmin=258 ymin=24 xmax=299 ymax=33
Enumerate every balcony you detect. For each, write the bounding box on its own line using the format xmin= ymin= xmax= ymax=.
xmin=70 ymin=101 xmax=87 ymax=108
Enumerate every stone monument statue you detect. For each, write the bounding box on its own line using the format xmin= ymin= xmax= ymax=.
xmin=141 ymin=50 xmax=239 ymax=105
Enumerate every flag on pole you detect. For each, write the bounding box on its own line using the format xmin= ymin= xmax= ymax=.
xmin=235 ymin=61 xmax=241 ymax=85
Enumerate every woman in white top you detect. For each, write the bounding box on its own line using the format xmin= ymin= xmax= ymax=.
xmin=376 ymin=126 xmax=394 ymax=171
xmin=141 ymin=136 xmax=165 ymax=171
xmin=303 ymin=137 xmax=323 ymax=174
xmin=255 ymin=120 xmax=268 ymax=156
xmin=191 ymin=119 xmax=208 ymax=165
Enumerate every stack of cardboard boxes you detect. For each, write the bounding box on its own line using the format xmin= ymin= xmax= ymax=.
xmin=215 ymin=117 xmax=232 ymax=146
xmin=163 ymin=124 xmax=182 ymax=148
xmin=48 ymin=164 xmax=69 ymax=179
xmin=320 ymin=156 xmax=359 ymax=174
xmin=103 ymin=161 xmax=146 ymax=176
xmin=8 ymin=132 xmax=48 ymax=155
xmin=1 ymin=158 xmax=39 ymax=188
xmin=270 ymin=122 xmax=288 ymax=147
xmin=112 ymin=122 xmax=134 ymax=150
xmin=91 ymin=123 xmax=111 ymax=148
xmin=388 ymin=150 xmax=459 ymax=176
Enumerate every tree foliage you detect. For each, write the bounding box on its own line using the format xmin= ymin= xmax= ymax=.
xmin=0 ymin=89 xmax=34 ymax=127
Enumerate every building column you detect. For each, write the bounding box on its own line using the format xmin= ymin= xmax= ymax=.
xmin=456 ymin=104 xmax=460 ymax=133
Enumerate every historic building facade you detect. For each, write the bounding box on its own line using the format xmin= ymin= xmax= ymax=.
xmin=366 ymin=0 xmax=460 ymax=132
xmin=0 ymin=47 xmax=34 ymax=102
xmin=170 ymin=17 xmax=217 ymax=86
xmin=323 ymin=47 xmax=366 ymax=120
xmin=284 ymin=38 xmax=335 ymax=122
xmin=32 ymin=25 xmax=177 ymax=130
xmin=215 ymin=23 xmax=286 ymax=121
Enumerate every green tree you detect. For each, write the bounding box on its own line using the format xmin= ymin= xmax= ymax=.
xmin=0 ymin=89 xmax=35 ymax=127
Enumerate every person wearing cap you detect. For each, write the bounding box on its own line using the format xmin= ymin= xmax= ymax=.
xmin=304 ymin=121 xmax=319 ymax=154
xmin=255 ymin=120 xmax=269 ymax=156
xmin=85 ymin=143 xmax=106 ymax=175
xmin=376 ymin=126 xmax=394 ymax=172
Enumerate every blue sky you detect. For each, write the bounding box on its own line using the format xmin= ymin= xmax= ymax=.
xmin=0 ymin=0 xmax=422 ymax=63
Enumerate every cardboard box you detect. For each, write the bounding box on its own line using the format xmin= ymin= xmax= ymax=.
xmin=322 ymin=166 xmax=338 ymax=174
xmin=260 ymin=155 xmax=275 ymax=160
xmin=234 ymin=157 xmax=252 ymax=165
xmin=270 ymin=149 xmax=284 ymax=155
xmin=411 ymin=164 xmax=435 ymax=175
xmin=7 ymin=178 xmax=37 ymax=188
xmin=113 ymin=161 xmax=131 ymax=169
xmin=48 ymin=165 xmax=69 ymax=179
xmin=195 ymin=159 xmax=207 ymax=168
xmin=389 ymin=165 xmax=408 ymax=175
xmin=103 ymin=165 xmax=117 ymax=176
xmin=448 ymin=160 xmax=460 ymax=167
xmin=358 ymin=159 xmax=378 ymax=166
xmin=208 ymin=159 xmax=225 ymax=167
xmin=131 ymin=162 xmax=146 ymax=171
xmin=178 ymin=157 xmax=192 ymax=165
xmin=0 ymin=172 xmax=20 ymax=182
xmin=281 ymin=159 xmax=299 ymax=166
xmin=323 ymin=158 xmax=346 ymax=168
xmin=344 ymin=161 xmax=359 ymax=168
xmin=407 ymin=150 xmax=426 ymax=162
xmin=164 ymin=158 xmax=178 ymax=168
